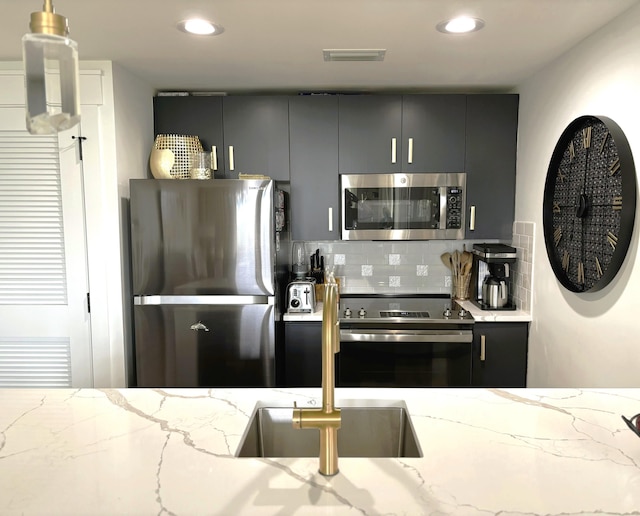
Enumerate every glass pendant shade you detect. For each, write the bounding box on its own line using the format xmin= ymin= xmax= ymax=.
xmin=22 ymin=2 xmax=81 ymax=135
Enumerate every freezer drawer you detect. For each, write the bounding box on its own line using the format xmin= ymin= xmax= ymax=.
xmin=134 ymin=303 xmax=275 ymax=387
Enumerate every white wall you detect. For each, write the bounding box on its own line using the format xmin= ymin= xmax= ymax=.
xmin=111 ymin=63 xmax=154 ymax=386
xmin=516 ymin=3 xmax=640 ymax=386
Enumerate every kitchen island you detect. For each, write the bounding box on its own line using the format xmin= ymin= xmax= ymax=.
xmin=1 ymin=388 xmax=639 ymax=515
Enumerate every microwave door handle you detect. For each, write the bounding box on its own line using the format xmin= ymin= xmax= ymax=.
xmin=439 ymin=187 xmax=447 ymax=229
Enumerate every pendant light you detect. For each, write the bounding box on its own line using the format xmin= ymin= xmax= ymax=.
xmin=22 ymin=0 xmax=80 ymax=135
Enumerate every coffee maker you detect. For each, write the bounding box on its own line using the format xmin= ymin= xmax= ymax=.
xmin=471 ymin=243 xmax=517 ymax=310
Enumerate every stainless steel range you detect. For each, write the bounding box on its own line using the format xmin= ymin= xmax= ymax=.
xmin=338 ymin=295 xmax=474 ymax=388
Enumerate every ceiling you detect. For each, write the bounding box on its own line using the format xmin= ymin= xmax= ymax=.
xmin=1 ymin=0 xmax=639 ymax=93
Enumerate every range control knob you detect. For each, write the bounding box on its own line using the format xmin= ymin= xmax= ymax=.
xmin=443 ymin=307 xmax=452 ymax=318
xmin=358 ymin=308 xmax=367 ymax=318
xmin=291 ymin=298 xmax=300 ymax=308
xmin=344 ymin=307 xmax=352 ymax=318
xmin=458 ymin=308 xmax=468 ymax=318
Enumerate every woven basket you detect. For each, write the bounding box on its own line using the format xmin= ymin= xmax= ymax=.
xmin=150 ymin=134 xmax=203 ymax=179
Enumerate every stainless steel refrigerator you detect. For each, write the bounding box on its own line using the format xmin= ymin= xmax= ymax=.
xmin=130 ymin=179 xmax=287 ymax=387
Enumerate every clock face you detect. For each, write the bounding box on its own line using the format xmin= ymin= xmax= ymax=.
xmin=543 ymin=115 xmax=636 ymax=292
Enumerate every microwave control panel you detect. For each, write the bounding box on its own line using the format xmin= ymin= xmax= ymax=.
xmin=446 ymin=187 xmax=463 ymax=229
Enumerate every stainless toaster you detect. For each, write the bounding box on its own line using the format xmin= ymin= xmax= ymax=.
xmin=286 ymin=280 xmax=316 ymax=313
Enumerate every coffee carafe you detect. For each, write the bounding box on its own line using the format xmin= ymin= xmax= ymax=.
xmin=471 ymin=243 xmax=517 ymax=310
xmin=482 ymin=273 xmax=509 ymax=309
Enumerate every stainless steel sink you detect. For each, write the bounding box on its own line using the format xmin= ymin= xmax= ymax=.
xmin=236 ymin=399 xmax=422 ymax=458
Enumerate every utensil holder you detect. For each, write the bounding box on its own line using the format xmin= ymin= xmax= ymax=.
xmin=452 ymin=273 xmax=471 ymax=300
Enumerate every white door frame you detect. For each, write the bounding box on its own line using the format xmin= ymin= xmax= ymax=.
xmin=0 ymin=62 xmax=127 ymax=387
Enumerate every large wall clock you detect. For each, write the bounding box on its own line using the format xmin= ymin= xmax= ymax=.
xmin=543 ymin=115 xmax=636 ymax=293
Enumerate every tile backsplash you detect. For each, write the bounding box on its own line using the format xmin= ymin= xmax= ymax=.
xmin=510 ymin=221 xmax=535 ymax=312
xmin=300 ymin=240 xmax=497 ymax=295
xmin=299 ymin=221 xmax=534 ymax=313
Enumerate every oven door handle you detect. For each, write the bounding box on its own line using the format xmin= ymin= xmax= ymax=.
xmin=340 ymin=329 xmax=473 ymax=343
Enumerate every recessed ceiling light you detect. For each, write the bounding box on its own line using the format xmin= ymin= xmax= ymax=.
xmin=323 ymin=49 xmax=386 ymax=62
xmin=436 ymin=16 xmax=485 ymax=34
xmin=177 ymin=18 xmax=224 ymax=36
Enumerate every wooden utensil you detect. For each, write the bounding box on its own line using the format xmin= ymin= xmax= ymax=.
xmin=440 ymin=252 xmax=453 ymax=270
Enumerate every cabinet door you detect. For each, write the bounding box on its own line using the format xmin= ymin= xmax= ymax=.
xmin=338 ymin=95 xmax=402 ymax=173
xmin=465 ymin=94 xmax=519 ymax=239
xmin=472 ymin=322 xmax=529 ymax=387
xmin=222 ymin=96 xmax=290 ymax=180
xmin=153 ymin=96 xmax=226 ymax=177
xmin=401 ymin=95 xmax=466 ymax=172
xmin=289 ymin=95 xmax=339 ymax=240
xmin=284 ymin=322 xmax=322 ymax=387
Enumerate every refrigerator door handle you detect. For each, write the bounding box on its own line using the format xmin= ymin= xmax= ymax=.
xmin=134 ymin=295 xmax=274 ymax=305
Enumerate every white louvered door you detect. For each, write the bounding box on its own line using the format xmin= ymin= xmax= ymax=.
xmin=0 ymin=107 xmax=92 ymax=387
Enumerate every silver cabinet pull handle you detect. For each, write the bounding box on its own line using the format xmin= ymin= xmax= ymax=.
xmin=407 ymin=137 xmax=414 ymax=164
xmin=228 ymin=145 xmax=235 ymax=171
xmin=480 ymin=334 xmax=486 ymax=361
xmin=391 ymin=137 xmax=397 ymax=164
xmin=211 ymin=146 xmax=218 ymax=171
xmin=469 ymin=205 xmax=476 ymax=231
xmin=190 ymin=321 xmax=210 ymax=332
xmin=328 ymin=207 xmax=333 ymax=232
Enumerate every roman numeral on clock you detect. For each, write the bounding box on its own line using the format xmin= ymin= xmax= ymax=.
xmin=562 ymin=250 xmax=570 ymax=271
xmin=595 ymin=256 xmax=603 ymax=278
xmin=609 ymin=157 xmax=621 ymax=175
xmin=554 ymin=226 xmax=562 ymax=246
xmin=613 ymin=196 xmax=622 ymax=211
xmin=553 ymin=202 xmax=561 ymax=213
xmin=557 ymin=170 xmax=565 ymax=183
xmin=569 ymin=141 xmax=575 ymax=161
xmin=577 ymin=262 xmax=585 ymax=284
xmin=607 ymin=231 xmax=618 ymax=250
xmin=583 ymin=126 xmax=592 ymax=148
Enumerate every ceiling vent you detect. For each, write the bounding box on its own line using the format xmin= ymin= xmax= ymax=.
xmin=323 ymin=49 xmax=386 ymax=62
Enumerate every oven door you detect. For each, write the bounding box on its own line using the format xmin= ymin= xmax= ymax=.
xmin=338 ymin=328 xmax=473 ymax=387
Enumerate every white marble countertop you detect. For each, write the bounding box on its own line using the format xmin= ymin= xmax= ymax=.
xmin=457 ymin=299 xmax=533 ymax=322
xmin=283 ymin=302 xmax=324 ymax=321
xmin=1 ymin=387 xmax=639 ymax=515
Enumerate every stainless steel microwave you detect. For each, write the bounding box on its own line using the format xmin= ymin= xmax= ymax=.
xmin=341 ymin=173 xmax=466 ymax=240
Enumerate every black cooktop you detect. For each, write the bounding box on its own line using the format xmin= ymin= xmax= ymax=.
xmin=339 ymin=295 xmax=474 ymax=322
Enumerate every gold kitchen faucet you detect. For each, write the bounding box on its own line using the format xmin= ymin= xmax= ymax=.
xmin=292 ymin=276 xmax=341 ymax=476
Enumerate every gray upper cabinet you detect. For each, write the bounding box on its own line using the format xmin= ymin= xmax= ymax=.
xmin=465 ymin=94 xmax=519 ymax=240
xmin=222 ymin=96 xmax=290 ymax=180
xmin=153 ymin=95 xmax=290 ymax=180
xmin=401 ymin=95 xmax=466 ymax=172
xmin=338 ymin=95 xmax=403 ymax=173
xmin=153 ymin=96 xmax=226 ymax=178
xmin=338 ymin=95 xmax=466 ymax=173
xmin=289 ymin=95 xmax=339 ymax=241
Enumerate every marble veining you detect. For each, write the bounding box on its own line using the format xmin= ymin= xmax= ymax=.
xmin=1 ymin=388 xmax=639 ymax=515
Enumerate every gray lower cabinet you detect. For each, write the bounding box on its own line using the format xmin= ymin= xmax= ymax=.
xmin=465 ymin=94 xmax=519 ymax=240
xmin=337 ymin=95 xmax=466 ymax=173
xmin=472 ymin=322 xmax=529 ymax=387
xmin=284 ymin=322 xmax=322 ymax=387
xmin=289 ymin=95 xmax=339 ymax=240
